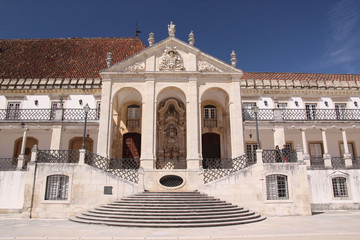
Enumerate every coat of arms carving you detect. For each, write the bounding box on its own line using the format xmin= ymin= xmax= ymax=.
xmin=159 ymin=46 xmax=184 ymax=71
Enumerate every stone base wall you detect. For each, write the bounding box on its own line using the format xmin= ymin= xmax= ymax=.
xmin=0 ymin=171 xmax=26 ymax=212
xmin=308 ymin=169 xmax=360 ymax=211
xmin=199 ymin=162 xmax=312 ymax=216
xmin=22 ymin=163 xmax=138 ymax=219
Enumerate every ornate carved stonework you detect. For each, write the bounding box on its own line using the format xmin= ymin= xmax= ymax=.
xmin=157 ymin=98 xmax=186 ymax=161
xmin=124 ymin=61 xmax=145 ymax=72
xmin=198 ymin=61 xmax=221 ymax=72
xmin=159 ymin=46 xmax=184 ymax=71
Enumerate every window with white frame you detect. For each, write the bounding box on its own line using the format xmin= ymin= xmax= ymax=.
xmin=305 ymin=103 xmax=317 ymax=120
xmin=6 ymin=102 xmax=20 ymax=120
xmin=332 ymin=177 xmax=348 ymax=198
xmin=45 ymin=175 xmax=69 ymax=200
xmin=335 ymin=103 xmax=346 ymax=120
xmin=266 ymin=174 xmax=289 ymax=200
xmin=277 ymin=103 xmax=287 ymax=109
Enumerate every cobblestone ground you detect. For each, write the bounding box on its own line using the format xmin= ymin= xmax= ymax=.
xmin=0 ymin=211 xmax=359 ymax=240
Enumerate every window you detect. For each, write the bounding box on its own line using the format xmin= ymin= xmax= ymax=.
xmin=246 ymin=143 xmax=258 ymax=163
xmin=127 ymin=105 xmax=140 ymax=128
xmin=332 ymin=177 xmax=348 ymax=198
xmin=277 ymin=103 xmax=287 ymax=109
xmin=6 ymin=102 xmax=20 ymax=120
xmin=96 ymin=101 xmax=101 ymax=119
xmin=50 ymin=101 xmax=62 ymax=120
xmin=266 ymin=174 xmax=289 ymax=200
xmin=45 ymin=175 xmax=69 ymax=200
xmin=204 ymin=105 xmax=217 ymax=127
xmin=305 ymin=103 xmax=317 ymax=120
xmin=335 ymin=103 xmax=346 ymax=120
xmin=243 ymin=102 xmax=256 ymax=120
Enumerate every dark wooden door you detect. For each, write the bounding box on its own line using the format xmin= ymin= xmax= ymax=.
xmin=202 ymin=133 xmax=220 ymax=158
xmin=122 ymin=133 xmax=141 ymax=158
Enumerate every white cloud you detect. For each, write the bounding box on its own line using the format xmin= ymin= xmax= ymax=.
xmin=324 ymin=0 xmax=360 ymax=73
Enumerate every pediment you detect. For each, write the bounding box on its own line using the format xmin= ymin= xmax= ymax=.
xmin=102 ymin=37 xmax=243 ymax=74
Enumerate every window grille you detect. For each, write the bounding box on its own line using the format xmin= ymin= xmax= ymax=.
xmin=45 ymin=175 xmax=69 ymax=200
xmin=332 ymin=177 xmax=348 ymax=198
xmin=6 ymin=102 xmax=20 ymax=120
xmin=266 ymin=174 xmax=289 ymax=200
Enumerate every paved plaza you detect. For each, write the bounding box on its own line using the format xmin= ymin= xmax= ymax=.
xmin=0 ymin=211 xmax=359 ymax=240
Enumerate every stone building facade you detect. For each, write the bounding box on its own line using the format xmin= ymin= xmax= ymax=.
xmin=0 ymin=23 xmax=359 ymax=218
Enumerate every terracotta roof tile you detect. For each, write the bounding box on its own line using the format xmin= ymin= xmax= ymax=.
xmin=242 ymin=72 xmax=360 ymax=82
xmin=0 ymin=37 xmax=145 ymax=79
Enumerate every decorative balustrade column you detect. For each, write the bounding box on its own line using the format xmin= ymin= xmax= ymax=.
xmin=321 ymin=129 xmax=332 ymax=167
xmin=301 ymin=129 xmax=310 ymax=166
xmin=341 ymin=129 xmax=353 ymax=167
xmin=140 ymin=76 xmax=156 ymax=169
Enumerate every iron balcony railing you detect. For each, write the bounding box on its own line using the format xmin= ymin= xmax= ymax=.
xmin=0 ymin=158 xmax=18 ymax=171
xmin=36 ymin=150 xmax=80 ymax=163
xmin=262 ymin=149 xmax=297 ymax=163
xmin=0 ymin=108 xmax=100 ymax=122
xmin=243 ymin=108 xmax=360 ymax=121
xmin=126 ymin=119 xmax=140 ymax=128
xmin=204 ymin=119 xmax=217 ymax=128
xmin=331 ymin=157 xmax=346 ymax=169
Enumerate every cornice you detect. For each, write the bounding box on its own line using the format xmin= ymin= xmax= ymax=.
xmin=241 ymin=88 xmax=360 ymax=97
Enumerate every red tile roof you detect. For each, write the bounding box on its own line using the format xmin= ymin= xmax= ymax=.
xmin=0 ymin=38 xmax=146 ymax=79
xmin=242 ymin=72 xmax=360 ymax=82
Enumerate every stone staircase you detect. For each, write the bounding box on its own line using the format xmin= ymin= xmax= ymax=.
xmin=70 ymin=191 xmax=265 ymax=227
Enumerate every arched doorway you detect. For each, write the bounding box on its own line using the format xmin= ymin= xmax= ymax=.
xmin=69 ymin=137 xmax=93 ymax=151
xmin=202 ymin=133 xmax=220 ymax=158
xmin=13 ymin=137 xmax=39 ymax=159
xmin=122 ymin=133 xmax=141 ymax=158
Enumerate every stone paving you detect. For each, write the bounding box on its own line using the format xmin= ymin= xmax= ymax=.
xmin=0 ymin=211 xmax=359 ymax=240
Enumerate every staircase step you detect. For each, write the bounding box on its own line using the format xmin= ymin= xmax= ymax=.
xmin=70 ymin=191 xmax=265 ymax=228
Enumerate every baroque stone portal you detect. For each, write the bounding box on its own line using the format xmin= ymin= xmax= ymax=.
xmin=157 ymin=98 xmax=186 ymax=161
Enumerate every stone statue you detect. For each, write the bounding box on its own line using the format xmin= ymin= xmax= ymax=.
xmin=172 ymin=146 xmax=179 ymax=159
xmin=168 ymin=21 xmax=175 ymax=37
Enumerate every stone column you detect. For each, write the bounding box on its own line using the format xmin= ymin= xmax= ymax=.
xmin=50 ymin=125 xmax=62 ymax=150
xmin=341 ymin=129 xmax=353 ymax=167
xmin=301 ymin=129 xmax=310 ymax=166
xmin=321 ymin=129 xmax=332 ymax=167
xmin=17 ymin=128 xmax=28 ymax=169
xmin=97 ymin=79 xmax=112 ymax=158
xmin=186 ymin=76 xmax=201 ymax=169
xmin=273 ymin=126 xmax=285 ymax=148
xmin=229 ymin=81 xmax=245 ymax=157
xmin=140 ymin=76 xmax=156 ymax=169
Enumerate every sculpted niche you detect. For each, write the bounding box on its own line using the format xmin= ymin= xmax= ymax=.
xmin=157 ymin=98 xmax=186 ymax=162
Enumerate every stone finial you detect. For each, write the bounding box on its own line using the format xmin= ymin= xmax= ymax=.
xmin=148 ymin=32 xmax=155 ymax=46
xmin=188 ymin=30 xmax=195 ymax=46
xmin=168 ymin=21 xmax=175 ymax=37
xmin=106 ymin=52 xmax=112 ymax=67
xmin=230 ymin=50 xmax=237 ymax=67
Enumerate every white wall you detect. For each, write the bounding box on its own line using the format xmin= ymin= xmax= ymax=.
xmin=0 ymin=171 xmax=26 ymax=211
xmin=308 ymin=169 xmax=360 ymax=210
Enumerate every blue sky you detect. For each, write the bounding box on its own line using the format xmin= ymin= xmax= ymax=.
xmin=1 ymin=0 xmax=359 ymax=74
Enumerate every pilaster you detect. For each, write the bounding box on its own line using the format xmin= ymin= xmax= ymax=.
xmin=50 ymin=125 xmax=62 ymax=150
xmin=97 ymin=79 xmax=112 ymax=157
xmin=229 ymin=81 xmax=245 ymax=157
xmin=186 ymin=76 xmax=201 ymax=169
xmin=140 ymin=76 xmax=156 ymax=169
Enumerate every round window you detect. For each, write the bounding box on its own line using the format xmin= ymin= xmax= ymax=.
xmin=159 ymin=175 xmax=183 ymax=188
